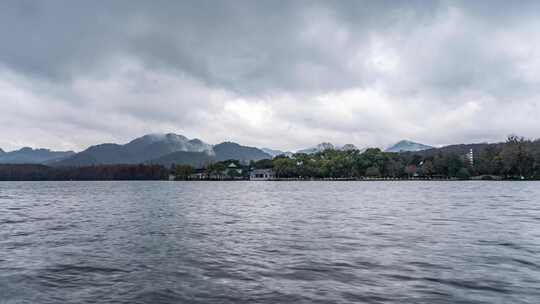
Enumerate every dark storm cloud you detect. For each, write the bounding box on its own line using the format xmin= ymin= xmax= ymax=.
xmin=0 ymin=1 xmax=441 ymax=93
xmin=2 ymin=0 xmax=537 ymax=94
xmin=1 ymin=1 xmax=540 ymax=150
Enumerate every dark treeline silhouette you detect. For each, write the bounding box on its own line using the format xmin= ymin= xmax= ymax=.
xmin=0 ymin=164 xmax=168 ymax=181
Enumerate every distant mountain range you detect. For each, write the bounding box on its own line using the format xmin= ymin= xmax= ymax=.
xmin=0 ymin=147 xmax=75 ymax=164
xmin=385 ymin=140 xmax=433 ymax=153
xmin=261 ymin=148 xmax=292 ymax=157
xmin=45 ymin=133 xmax=271 ymax=167
xmin=50 ymin=133 xmax=212 ymax=167
xmin=0 ymin=134 xmax=437 ymax=167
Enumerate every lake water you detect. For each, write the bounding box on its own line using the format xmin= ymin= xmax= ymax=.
xmin=1 ymin=181 xmax=540 ymax=303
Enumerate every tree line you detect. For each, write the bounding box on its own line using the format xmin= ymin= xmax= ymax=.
xmin=265 ymin=136 xmax=540 ymax=180
xmin=0 ymin=164 xmax=168 ymax=181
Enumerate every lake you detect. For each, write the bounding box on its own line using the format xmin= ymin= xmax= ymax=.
xmin=1 ymin=181 xmax=540 ymax=303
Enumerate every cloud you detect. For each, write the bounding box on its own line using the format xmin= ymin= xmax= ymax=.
xmin=1 ymin=1 xmax=540 ymax=151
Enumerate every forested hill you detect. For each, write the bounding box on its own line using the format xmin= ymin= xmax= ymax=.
xmin=213 ymin=142 xmax=271 ymax=162
xmin=412 ymin=143 xmax=504 ymax=157
xmin=0 ymin=148 xmax=75 ymax=164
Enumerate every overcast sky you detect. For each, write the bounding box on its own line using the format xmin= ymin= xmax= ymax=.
xmin=1 ymin=1 xmax=540 ymax=152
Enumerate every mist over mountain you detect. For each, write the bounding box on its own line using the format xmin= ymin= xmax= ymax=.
xmin=385 ymin=140 xmax=433 ymax=153
xmin=339 ymin=144 xmax=359 ymax=151
xmin=0 ymin=147 xmax=75 ymax=164
xmin=53 ymin=133 xmax=214 ymax=167
xmin=147 ymin=141 xmax=272 ymax=167
xmin=261 ymin=148 xmax=292 ymax=158
xmin=0 ymin=133 xmax=488 ymax=168
xmin=295 ymin=143 xmax=361 ymax=154
xmin=297 ymin=143 xmax=336 ymax=154
xmin=48 ymin=134 xmax=271 ymax=167
xmin=123 ymin=133 xmax=214 ymax=161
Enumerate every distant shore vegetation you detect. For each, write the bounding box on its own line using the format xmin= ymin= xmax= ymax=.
xmin=1 ymin=136 xmax=539 ymax=181
xmin=262 ymin=135 xmax=540 ymax=181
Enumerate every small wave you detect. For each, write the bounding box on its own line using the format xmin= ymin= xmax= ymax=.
xmin=0 ymin=219 xmax=28 ymax=225
xmin=6 ymin=207 xmax=24 ymax=210
xmin=421 ymin=277 xmax=509 ymax=293
xmin=46 ymin=224 xmax=79 ymax=231
xmin=44 ymin=264 xmax=129 ymax=275
xmin=511 ymin=258 xmax=540 ymax=270
xmin=10 ymin=231 xmax=33 ymax=237
xmin=478 ymin=240 xmax=538 ymax=254
xmin=131 ymin=289 xmax=189 ymax=304
xmin=4 ymin=241 xmax=34 ymax=249
xmin=407 ymin=261 xmax=452 ymax=270
xmin=341 ymin=292 xmax=390 ymax=303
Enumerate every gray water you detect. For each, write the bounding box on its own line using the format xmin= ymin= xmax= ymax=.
xmin=1 ymin=181 xmax=540 ymax=304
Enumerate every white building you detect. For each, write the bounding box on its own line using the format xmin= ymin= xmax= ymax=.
xmin=224 ymin=163 xmax=243 ymax=175
xmin=250 ymin=169 xmax=275 ymax=181
xmin=467 ymin=148 xmax=474 ymax=166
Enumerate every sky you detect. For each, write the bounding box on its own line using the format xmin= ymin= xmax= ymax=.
xmin=1 ymin=1 xmax=540 ymax=152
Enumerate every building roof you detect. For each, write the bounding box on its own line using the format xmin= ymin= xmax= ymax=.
xmin=251 ymin=168 xmax=273 ymax=174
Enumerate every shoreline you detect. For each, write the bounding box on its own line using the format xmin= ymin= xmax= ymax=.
xmin=2 ymin=178 xmax=536 ymax=182
xmin=177 ymin=178 xmax=536 ymax=182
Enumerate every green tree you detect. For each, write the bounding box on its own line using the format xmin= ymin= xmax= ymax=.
xmin=252 ymin=159 xmax=273 ymax=169
xmin=457 ymin=167 xmax=471 ymax=179
xmin=421 ymin=160 xmax=434 ymax=177
xmin=206 ymin=162 xmax=226 ymax=177
xmin=500 ymin=135 xmax=534 ymax=178
xmin=476 ymin=145 xmax=503 ymax=175
xmin=272 ymin=156 xmax=297 ymax=178
xmin=449 ymin=154 xmax=465 ymax=177
xmin=365 ymin=166 xmax=381 ymax=177
xmin=175 ymin=165 xmax=194 ymax=179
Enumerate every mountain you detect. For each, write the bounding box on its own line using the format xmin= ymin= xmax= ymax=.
xmin=261 ymin=148 xmax=292 ymax=158
xmin=338 ymin=144 xmax=358 ymax=151
xmin=0 ymin=148 xmax=4 ymax=154
xmin=385 ymin=140 xmax=433 ymax=153
xmin=53 ymin=133 xmax=213 ymax=167
xmin=148 ymin=151 xmax=215 ymax=168
xmin=413 ymin=143 xmax=495 ymax=158
xmin=53 ymin=134 xmax=270 ymax=167
xmin=122 ymin=133 xmax=213 ymax=162
xmin=297 ymin=142 xmax=335 ymax=154
xmin=0 ymin=147 xmax=75 ymax=164
xmin=148 ymin=141 xmax=272 ymax=167
xmin=214 ymin=142 xmax=271 ymax=162
xmin=51 ymin=143 xmax=130 ymax=166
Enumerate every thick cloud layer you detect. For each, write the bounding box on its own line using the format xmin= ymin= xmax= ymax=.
xmin=1 ymin=1 xmax=540 ymax=151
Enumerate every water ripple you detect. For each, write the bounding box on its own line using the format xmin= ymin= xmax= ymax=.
xmin=0 ymin=181 xmax=539 ymax=303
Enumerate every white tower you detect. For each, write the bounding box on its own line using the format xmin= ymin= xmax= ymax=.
xmin=467 ymin=148 xmax=474 ymax=166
